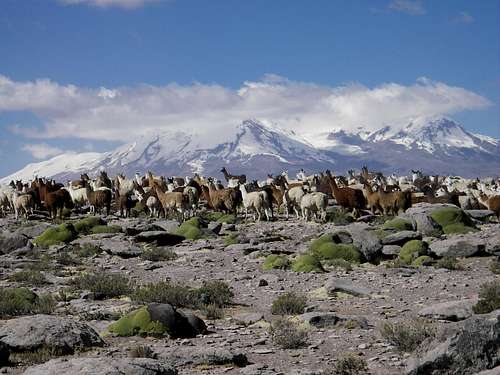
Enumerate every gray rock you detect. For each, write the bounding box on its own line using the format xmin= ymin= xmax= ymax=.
xmin=153 ymin=220 xmax=181 ymax=233
xmin=407 ymin=310 xmax=500 ymax=375
xmin=146 ymin=303 xmax=207 ymax=338
xmin=418 ymin=299 xmax=477 ymax=322
xmin=429 ymin=236 xmax=485 ymax=258
xmin=382 ymin=231 xmax=422 ymax=246
xmin=225 ymin=243 xmax=261 ymax=255
xmin=382 ymin=245 xmax=402 ymax=256
xmin=334 ymin=223 xmax=382 ymax=262
xmin=472 ymin=367 xmax=500 ymax=375
xmin=400 ymin=203 xmax=454 ymax=236
xmin=0 ymin=232 xmax=29 ymax=254
xmin=325 ymin=279 xmax=370 ymax=297
xmin=134 ymin=231 xmax=185 ymax=246
xmin=299 ymin=312 xmax=368 ymax=329
xmin=207 ymin=221 xmax=222 ymax=234
xmin=124 ymin=223 xmax=166 ymax=236
xmin=465 ymin=210 xmax=496 ymax=220
xmin=14 ymin=223 xmax=54 ymax=238
xmin=162 ymin=347 xmax=248 ymax=367
xmin=233 ymin=313 xmax=264 ymax=326
xmin=23 ymin=357 xmax=177 ymax=375
xmin=0 ymin=314 xmax=104 ymax=354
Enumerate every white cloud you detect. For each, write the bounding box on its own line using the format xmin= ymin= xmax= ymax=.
xmin=21 ymin=143 xmax=65 ymax=159
xmin=58 ymin=0 xmax=162 ymax=9
xmin=0 ymin=74 xmax=492 ymax=143
xmin=388 ymin=0 xmax=425 ymax=15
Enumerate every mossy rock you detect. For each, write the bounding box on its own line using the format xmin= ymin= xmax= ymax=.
xmin=262 ymin=254 xmax=291 ymax=270
xmin=442 ymin=223 xmax=477 ymax=235
xmin=90 ymin=225 xmax=122 ymax=234
xmin=311 ymin=242 xmax=361 ymax=264
xmin=398 ymin=240 xmax=426 ymax=264
xmin=412 ymin=255 xmax=434 ymax=267
xmin=308 ymin=234 xmax=335 ymax=253
xmin=108 ymin=306 xmax=169 ymax=337
xmin=291 ymin=254 xmax=325 ymax=273
xmin=33 ymin=224 xmax=77 ymax=247
xmin=382 ymin=218 xmax=413 ymax=231
xmin=74 ymin=217 xmax=104 ymax=234
xmin=174 ymin=217 xmax=213 ymax=240
xmin=430 ymin=207 xmax=475 ymax=232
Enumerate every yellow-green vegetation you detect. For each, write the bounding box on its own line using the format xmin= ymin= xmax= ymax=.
xmin=271 ymin=292 xmax=307 ymax=315
xmin=398 ymin=240 xmax=426 ymax=265
xmin=9 ymin=269 xmax=47 ymax=285
xmin=73 ymin=243 xmax=102 ymax=258
xmin=262 ymin=254 xmax=291 ymax=270
xmin=73 ymin=216 xmax=104 ymax=234
xmin=140 ymin=244 xmax=177 ymax=261
xmin=380 ymin=319 xmax=435 ymax=353
xmin=223 ymin=233 xmax=239 ymax=246
xmin=90 ymin=225 xmax=122 ymax=234
xmin=269 ymin=317 xmax=309 ymax=349
xmin=382 ymin=218 xmax=413 ymax=231
xmin=328 ymin=353 xmax=369 ymax=375
xmin=309 ymin=234 xmax=362 ymax=264
xmin=196 ymin=280 xmax=234 ymax=308
xmin=291 ymin=254 xmax=325 ymax=273
xmin=434 ymin=256 xmax=463 ymax=270
xmin=411 ymin=255 xmax=434 ymax=267
xmin=108 ymin=306 xmax=169 ymax=337
xmin=72 ymin=271 xmax=133 ymax=299
xmin=374 ymin=228 xmax=390 ymax=240
xmin=9 ymin=346 xmax=65 ymax=365
xmin=430 ymin=206 xmax=475 ymax=235
xmin=175 ymin=217 xmax=212 ymax=240
xmin=0 ymin=288 xmax=55 ymax=318
xmin=490 ymin=259 xmax=500 ymax=275
xmin=473 ymin=280 xmax=500 ymax=314
xmin=201 ymin=303 xmax=224 ymax=320
xmin=326 ymin=209 xmax=354 ymax=225
xmin=201 ymin=212 xmax=237 ymax=224
xmin=33 ymin=223 xmax=78 ymax=247
xmin=326 ymin=258 xmax=354 ymax=272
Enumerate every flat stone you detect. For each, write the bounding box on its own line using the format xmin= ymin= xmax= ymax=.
xmin=233 ymin=313 xmax=264 ymax=326
xmin=382 ymin=245 xmax=402 ymax=256
xmin=418 ymin=299 xmax=477 ymax=321
xmin=429 ymin=236 xmax=485 ymax=258
xmin=299 ymin=312 xmax=369 ymax=329
xmin=134 ymin=231 xmax=185 ymax=246
xmin=325 ymin=279 xmax=370 ymax=297
xmin=465 ymin=210 xmax=496 ymax=220
xmin=381 ymin=231 xmax=421 ymax=246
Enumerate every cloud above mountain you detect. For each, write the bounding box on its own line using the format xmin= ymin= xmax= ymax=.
xmin=21 ymin=143 xmax=65 ymax=159
xmin=0 ymin=74 xmax=491 ymax=143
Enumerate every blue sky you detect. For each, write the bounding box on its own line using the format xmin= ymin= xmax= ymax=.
xmin=0 ymin=0 xmax=499 ymax=177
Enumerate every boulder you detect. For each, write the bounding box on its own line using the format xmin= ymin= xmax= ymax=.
xmin=134 ymin=231 xmax=185 ymax=246
xmin=23 ymin=357 xmax=177 ymax=375
xmin=334 ymin=223 xmax=382 ymax=262
xmin=0 ymin=315 xmax=104 ymax=354
xmin=233 ymin=313 xmax=264 ymax=326
xmin=406 ymin=310 xmax=500 ymax=375
xmin=14 ymin=223 xmax=54 ymax=239
xmin=417 ymin=299 xmax=477 ymax=322
xmin=465 ymin=210 xmax=496 ymax=220
xmin=207 ymin=221 xmax=222 ymax=235
xmin=382 ymin=245 xmax=402 ymax=256
xmin=382 ymin=231 xmax=422 ymax=246
xmin=0 ymin=232 xmax=29 ymax=254
xmin=162 ymin=347 xmax=248 ymax=367
xmin=325 ymin=279 xmax=370 ymax=297
xmin=429 ymin=236 xmax=485 ymax=258
xmin=299 ymin=312 xmax=369 ymax=329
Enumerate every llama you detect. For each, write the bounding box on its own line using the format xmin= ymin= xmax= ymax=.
xmin=300 ymin=192 xmax=328 ymax=221
xmin=325 ymin=170 xmax=365 ymax=217
xmin=154 ymin=186 xmax=189 ymax=221
xmin=207 ymin=180 xmax=241 ymax=214
xmin=239 ymin=183 xmax=271 ymax=221
xmin=220 ymin=167 xmax=246 ymax=185
xmin=283 ymin=186 xmax=307 ymax=218
xmin=13 ymin=192 xmax=34 ymax=219
xmin=363 ymin=183 xmax=383 ymax=215
xmin=45 ymin=189 xmax=74 ymax=219
xmin=85 ymin=186 xmax=112 ymax=216
xmin=478 ymin=193 xmax=500 ymax=219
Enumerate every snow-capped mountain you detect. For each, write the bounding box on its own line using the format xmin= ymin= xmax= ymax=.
xmin=2 ymin=117 xmax=499 ymax=182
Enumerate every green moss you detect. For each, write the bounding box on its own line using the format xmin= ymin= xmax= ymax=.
xmin=311 ymin=242 xmax=361 ymax=264
xmin=262 ymin=254 xmax=291 ymax=270
xmin=442 ymin=223 xmax=477 ymax=235
xmin=382 ymin=218 xmax=413 ymax=231
xmin=90 ymin=225 xmax=122 ymax=234
xmin=411 ymin=255 xmax=434 ymax=267
xmin=309 ymin=234 xmax=335 ymax=252
xmin=374 ymin=228 xmax=390 ymax=240
xmin=223 ymin=233 xmax=239 ymax=246
xmin=174 ymin=217 xmax=212 ymax=240
xmin=73 ymin=217 xmax=104 ymax=234
xmin=291 ymin=254 xmax=325 ymax=273
xmin=398 ymin=240 xmax=426 ymax=265
xmin=217 ymin=214 xmax=237 ymax=224
xmin=108 ymin=306 xmax=169 ymax=337
xmin=430 ymin=207 xmax=475 ymax=234
xmin=33 ymin=223 xmax=77 ymax=247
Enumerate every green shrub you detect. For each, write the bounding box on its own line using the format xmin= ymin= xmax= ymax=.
xmin=490 ymin=259 xmax=500 ymax=275
xmin=271 ymin=292 xmax=307 ymax=315
xmin=195 ymin=280 xmax=234 ymax=308
xmin=73 ymin=216 xmax=104 ymax=234
xmin=309 ymin=234 xmax=335 ymax=252
xmin=56 ymin=252 xmax=82 ymax=266
xmin=0 ymin=288 xmax=55 ymax=318
xmin=72 ymin=271 xmax=133 ymax=299
xmin=327 ymin=353 xmax=369 ymax=375
xmin=382 ymin=218 xmax=413 ymax=231
xmin=175 ymin=217 xmax=210 ymax=240
xmin=108 ymin=306 xmax=169 ymax=337
xmin=202 ymin=303 xmax=224 ymax=320
xmin=132 ymin=281 xmax=196 ymax=308
xmin=33 ymin=223 xmax=77 ymax=247
xmin=434 ymin=256 xmax=463 ymax=270
xmin=326 ymin=209 xmax=354 ymax=225
xmin=442 ymin=223 xmax=476 ymax=235
xmin=90 ymin=225 xmax=122 ymax=234
xmin=327 ymin=259 xmax=354 ymax=272
xmin=380 ymin=319 xmax=435 ymax=352
xmin=224 ymin=233 xmax=239 ymax=246
xmin=140 ymin=245 xmax=177 ymax=261
xmin=473 ymin=281 xmax=500 ymax=314
xmin=262 ymin=254 xmax=291 ymax=270
xmin=9 ymin=346 xmax=65 ymax=365
xmin=270 ymin=317 xmax=309 ymax=349
xmin=398 ymin=240 xmax=426 ymax=265
xmin=292 ymin=254 xmax=325 ymax=273
xmin=9 ymin=269 xmax=47 ymax=286
xmin=430 ymin=207 xmax=475 ymax=234
xmin=74 ymin=243 xmax=102 ymax=258
xmin=412 ymin=255 xmax=434 ymax=267
xmin=312 ymin=243 xmax=361 ymax=264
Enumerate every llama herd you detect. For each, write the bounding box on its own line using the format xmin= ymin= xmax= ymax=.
xmin=1 ymin=166 xmax=500 ymax=222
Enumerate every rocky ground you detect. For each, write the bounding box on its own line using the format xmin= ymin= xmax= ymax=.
xmin=0 ymin=203 xmax=499 ymax=375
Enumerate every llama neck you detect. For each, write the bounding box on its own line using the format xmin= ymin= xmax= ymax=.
xmin=239 ymin=185 xmax=248 ymax=199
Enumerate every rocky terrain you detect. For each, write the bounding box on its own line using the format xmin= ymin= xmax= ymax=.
xmin=0 ymin=203 xmax=499 ymax=375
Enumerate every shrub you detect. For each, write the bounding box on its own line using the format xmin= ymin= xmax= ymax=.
xmin=473 ymin=280 xmax=500 ymax=314
xmin=223 ymin=233 xmax=239 ymax=246
xmin=434 ymin=256 xmax=463 ymax=270
xmin=202 ymin=303 xmax=224 ymax=320
xmin=380 ymin=319 xmax=435 ymax=352
xmin=129 ymin=345 xmax=156 ymax=359
xmin=201 ymin=212 xmax=237 ymax=224
xmin=195 ymin=280 xmax=234 ymax=308
xmin=262 ymin=254 xmax=291 ymax=270
xmin=326 ymin=209 xmax=354 ymax=225
xmin=90 ymin=225 xmax=122 ymax=234
xmin=9 ymin=346 xmax=65 ymax=365
xmin=140 ymin=245 xmax=177 ymax=261
xmin=326 ymin=259 xmax=353 ymax=272
xmin=271 ymin=292 xmax=307 ymax=315
xmin=327 ymin=353 xmax=368 ymax=375
xmin=312 ymin=243 xmax=361 ymax=264
xmin=132 ymin=281 xmax=196 ymax=307
xmin=430 ymin=207 xmax=475 ymax=234
xmin=73 ymin=216 xmax=104 ymax=234
xmin=33 ymin=223 xmax=78 ymax=247
xmin=490 ymin=259 xmax=500 ymax=275
xmin=108 ymin=306 xmax=168 ymax=337
xmin=442 ymin=223 xmax=477 ymax=235
xmin=398 ymin=240 xmax=426 ymax=265
xmin=291 ymin=254 xmax=325 ymax=273
xmin=175 ymin=217 xmax=209 ymax=240
xmin=72 ymin=271 xmax=133 ymax=299
xmin=9 ymin=269 xmax=47 ymax=286
xmin=74 ymin=243 xmax=102 ymax=258
xmin=270 ymin=317 xmax=309 ymax=349
xmin=0 ymin=288 xmax=55 ymax=318
xmin=382 ymin=218 xmax=413 ymax=231
xmin=411 ymin=255 xmax=434 ymax=267
xmin=56 ymin=252 xmax=82 ymax=266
